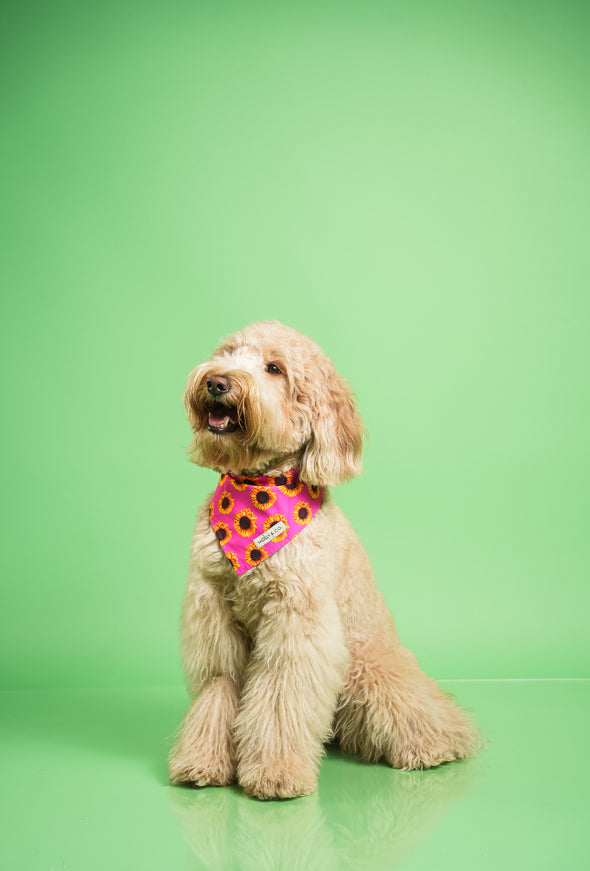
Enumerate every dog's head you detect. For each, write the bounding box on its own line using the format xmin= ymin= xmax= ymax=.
xmin=184 ymin=321 xmax=364 ymax=486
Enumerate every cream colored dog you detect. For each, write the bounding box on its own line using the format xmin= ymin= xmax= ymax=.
xmin=170 ymin=321 xmax=479 ymax=799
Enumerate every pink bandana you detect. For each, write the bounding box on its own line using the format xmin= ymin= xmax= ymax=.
xmin=209 ymin=469 xmax=324 ymax=575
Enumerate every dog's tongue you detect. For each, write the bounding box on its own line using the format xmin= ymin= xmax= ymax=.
xmin=209 ymin=406 xmax=238 ymax=426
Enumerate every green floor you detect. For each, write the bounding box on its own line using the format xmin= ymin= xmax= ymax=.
xmin=1 ymin=681 xmax=588 ymax=870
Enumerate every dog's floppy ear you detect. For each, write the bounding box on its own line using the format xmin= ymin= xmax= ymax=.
xmin=299 ymin=364 xmax=365 ymax=487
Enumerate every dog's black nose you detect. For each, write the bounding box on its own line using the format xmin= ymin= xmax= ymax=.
xmin=206 ymin=374 xmax=231 ymax=396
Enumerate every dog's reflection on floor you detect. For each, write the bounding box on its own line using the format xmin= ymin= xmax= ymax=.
xmin=169 ymin=749 xmax=480 ymax=870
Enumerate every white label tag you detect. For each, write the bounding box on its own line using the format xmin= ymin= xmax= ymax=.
xmin=253 ymin=521 xmax=287 ymax=548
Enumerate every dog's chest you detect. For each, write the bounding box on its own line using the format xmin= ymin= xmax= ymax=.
xmin=222 ymin=572 xmax=268 ymax=632
xmin=194 ymin=491 xmax=335 ymax=633
xmin=197 ymin=524 xmax=276 ymax=631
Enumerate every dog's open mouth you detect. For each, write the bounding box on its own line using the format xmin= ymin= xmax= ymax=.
xmin=207 ymin=403 xmax=240 ymax=434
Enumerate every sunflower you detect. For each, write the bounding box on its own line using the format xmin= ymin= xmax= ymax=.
xmin=234 ymin=507 xmax=258 ymax=537
xmin=217 ymin=491 xmax=234 ymax=514
xmin=225 ymin=551 xmax=240 ymax=572
xmin=230 ymin=476 xmax=247 ymax=491
xmin=244 ymin=541 xmax=267 ymax=568
xmin=250 ymin=486 xmax=277 ymax=511
xmin=262 ymin=513 xmax=289 ymax=543
xmin=308 ymin=484 xmax=321 ymax=501
xmin=213 ymin=521 xmax=231 ymax=545
xmin=293 ymin=500 xmax=312 ymax=525
xmin=274 ymin=471 xmax=303 ymax=497
xmin=209 ymin=501 xmax=214 ymax=521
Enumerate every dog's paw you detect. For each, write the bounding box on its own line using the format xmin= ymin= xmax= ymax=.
xmin=387 ymin=747 xmax=457 ymax=771
xmin=386 ymin=726 xmax=481 ymax=771
xmin=237 ymin=757 xmax=317 ymax=800
xmin=169 ymin=747 xmax=236 ymax=787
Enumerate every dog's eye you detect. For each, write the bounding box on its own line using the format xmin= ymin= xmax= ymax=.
xmin=266 ymin=363 xmax=282 ymax=375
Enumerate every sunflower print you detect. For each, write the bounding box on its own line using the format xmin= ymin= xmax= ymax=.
xmin=234 ymin=507 xmax=258 ymax=537
xmin=209 ymin=502 xmax=214 ymax=521
xmin=217 ymin=491 xmax=234 ymax=514
xmin=225 ymin=551 xmax=240 ymax=572
xmin=293 ymin=500 xmax=312 ymax=525
xmin=274 ymin=471 xmax=303 ymax=497
xmin=213 ymin=521 xmax=232 ymax=545
xmin=263 ymin=513 xmax=289 ymax=543
xmin=244 ymin=541 xmax=267 ymax=568
xmin=308 ymin=484 xmax=321 ymax=501
xmin=230 ymin=476 xmax=247 ymax=491
xmin=250 ymin=486 xmax=277 ymax=511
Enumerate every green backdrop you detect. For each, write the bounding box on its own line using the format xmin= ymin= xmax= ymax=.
xmin=2 ymin=0 xmax=589 ymax=690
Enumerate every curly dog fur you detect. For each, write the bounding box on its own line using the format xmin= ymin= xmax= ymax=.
xmin=169 ymin=321 xmax=480 ymax=799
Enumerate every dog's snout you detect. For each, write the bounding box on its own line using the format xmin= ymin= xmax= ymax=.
xmin=206 ymin=374 xmax=231 ymax=396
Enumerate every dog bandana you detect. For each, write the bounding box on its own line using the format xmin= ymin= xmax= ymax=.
xmin=209 ymin=470 xmax=324 ymax=575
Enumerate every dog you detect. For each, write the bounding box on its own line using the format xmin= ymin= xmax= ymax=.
xmin=169 ymin=321 xmax=480 ymax=799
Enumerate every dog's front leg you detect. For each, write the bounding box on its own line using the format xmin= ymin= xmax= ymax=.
xmin=169 ymin=574 xmax=249 ymax=787
xmin=234 ymin=588 xmax=348 ymax=800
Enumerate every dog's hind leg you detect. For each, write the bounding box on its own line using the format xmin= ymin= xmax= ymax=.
xmin=333 ymin=608 xmax=480 ymax=770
